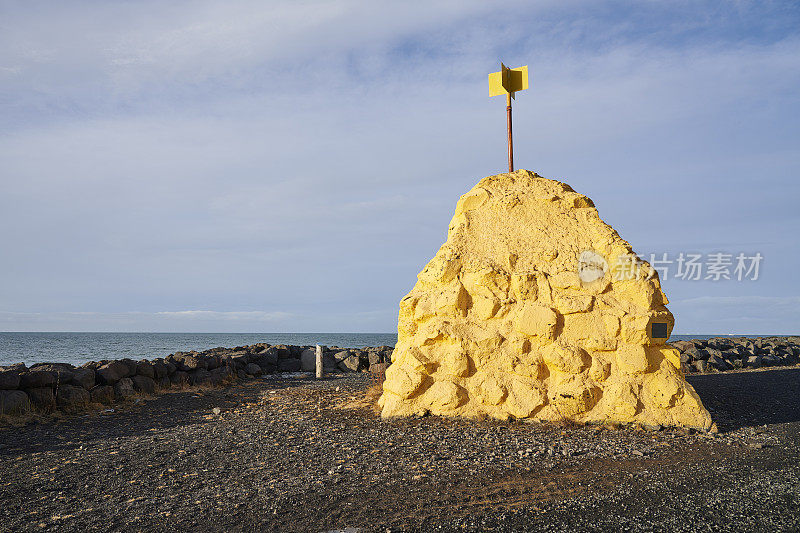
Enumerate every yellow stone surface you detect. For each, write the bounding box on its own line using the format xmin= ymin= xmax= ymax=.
xmin=379 ymin=170 xmax=712 ymax=430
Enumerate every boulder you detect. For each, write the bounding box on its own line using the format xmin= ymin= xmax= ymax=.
xmin=70 ymin=368 xmax=96 ymax=390
xmin=0 ymin=367 xmax=22 ymax=390
xmin=136 ymin=360 xmax=155 ymax=378
xmin=114 ymin=378 xmax=136 ymax=399
xmin=170 ymin=371 xmax=189 ymax=385
xmin=746 ymin=355 xmax=763 ymax=368
xmin=96 ymin=361 xmax=129 ymax=385
xmin=29 ymin=363 xmax=75 ymax=383
xmin=300 ymin=348 xmax=318 ymax=372
xmin=152 ymin=360 xmax=168 ymax=379
xmin=20 ymin=369 xmax=58 ymax=389
xmin=232 ymin=353 xmax=250 ymax=368
xmin=90 ymin=385 xmax=115 ymax=404
xmin=245 ymin=363 xmax=262 ymax=376
xmin=131 ymin=375 xmax=156 ymax=394
xmin=210 ymin=366 xmax=233 ymax=384
xmin=278 ymin=359 xmax=302 ymax=372
xmin=683 ymin=345 xmax=704 ymax=361
xmin=338 ymin=354 xmax=361 ymax=372
xmin=56 ymin=384 xmax=90 ymax=409
xmin=157 ymin=376 xmax=171 ymax=389
xmin=761 ymin=354 xmax=782 ymax=367
xmin=119 ymin=359 xmax=138 ymax=377
xmin=254 ymin=351 xmax=278 ymax=372
xmin=273 ymin=345 xmax=294 ymax=359
xmin=27 ymin=387 xmax=56 ymax=411
xmin=368 ymin=351 xmax=383 ymax=366
xmin=189 ymin=369 xmax=212 ymax=385
xmin=261 ymin=346 xmax=291 ymax=362
xmin=0 ymin=390 xmax=30 ymax=415
xmin=378 ymin=170 xmax=712 ymax=430
xmin=182 ymin=355 xmax=205 ymax=371
xmin=707 ymin=355 xmax=732 ymax=372
xmin=670 ymin=340 xmax=692 ymax=351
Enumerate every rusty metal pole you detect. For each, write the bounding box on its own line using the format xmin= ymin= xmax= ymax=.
xmin=506 ymin=92 xmax=513 ymax=172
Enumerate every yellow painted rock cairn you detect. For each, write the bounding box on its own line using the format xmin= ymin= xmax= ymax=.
xmin=379 ymin=170 xmax=712 ymax=430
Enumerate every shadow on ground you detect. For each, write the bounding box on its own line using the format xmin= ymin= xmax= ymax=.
xmin=688 ymin=367 xmax=800 ymax=431
xmin=0 ymin=374 xmax=333 ymax=456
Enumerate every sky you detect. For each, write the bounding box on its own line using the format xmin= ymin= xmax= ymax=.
xmin=1 ymin=0 xmax=799 ymax=334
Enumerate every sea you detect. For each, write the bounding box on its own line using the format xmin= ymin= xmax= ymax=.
xmin=0 ymin=332 xmax=766 ymax=368
xmin=0 ymin=333 xmax=398 ymax=368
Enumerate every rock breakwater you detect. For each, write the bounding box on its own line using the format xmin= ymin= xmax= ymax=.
xmin=0 ymin=344 xmax=393 ymax=416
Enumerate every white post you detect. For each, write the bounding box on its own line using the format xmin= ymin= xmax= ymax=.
xmin=315 ymin=344 xmax=324 ymax=379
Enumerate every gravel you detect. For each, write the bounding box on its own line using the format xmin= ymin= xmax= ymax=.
xmin=0 ymin=368 xmax=798 ymax=532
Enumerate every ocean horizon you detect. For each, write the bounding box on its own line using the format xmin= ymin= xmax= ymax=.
xmin=0 ymin=331 xmax=795 ymax=368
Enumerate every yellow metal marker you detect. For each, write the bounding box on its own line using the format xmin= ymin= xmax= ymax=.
xmin=489 ymin=63 xmax=529 ymax=172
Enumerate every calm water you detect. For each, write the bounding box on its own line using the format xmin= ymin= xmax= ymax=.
xmin=0 ymin=332 xmax=773 ymax=368
xmin=0 ymin=333 xmax=399 ymax=367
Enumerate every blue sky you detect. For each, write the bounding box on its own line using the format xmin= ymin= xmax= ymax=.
xmin=1 ymin=0 xmax=799 ymax=333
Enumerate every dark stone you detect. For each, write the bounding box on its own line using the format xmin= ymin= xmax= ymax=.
xmin=96 ymin=361 xmax=129 ymax=385
xmin=90 ymin=385 xmax=115 ymax=404
xmin=265 ymin=345 xmax=292 ymax=360
xmin=28 ymin=387 xmax=56 ymax=411
xmin=669 ymin=340 xmax=692 ymax=352
xmin=165 ymin=361 xmax=177 ymax=374
xmin=189 ymin=369 xmax=212 ymax=385
xmin=289 ymin=345 xmax=304 ymax=358
xmin=209 ymin=366 xmax=233 ymax=384
xmin=278 ymin=359 xmax=302 ymax=372
xmin=323 ymin=353 xmax=339 ymax=372
xmin=722 ymin=349 xmax=742 ymax=361
xmin=131 ymin=375 xmax=156 ymax=394
xmin=0 ymin=368 xmax=22 ymax=390
xmin=370 ymin=362 xmax=389 ymax=376
xmin=56 ymin=384 xmax=90 ymax=408
xmin=170 ymin=371 xmax=189 ymax=385
xmin=367 ymin=351 xmax=383 ymax=366
xmin=332 ymin=350 xmax=351 ymax=363
xmin=70 ymin=368 xmax=96 ymax=390
xmin=746 ymin=355 xmax=763 ymax=368
xmin=204 ymin=355 xmax=220 ymax=371
xmin=707 ymin=355 xmax=732 ymax=372
xmin=693 ymin=360 xmax=709 ymax=373
xmin=232 ymin=353 xmax=250 ymax=368
xmin=157 ymin=376 xmax=171 ymax=389
xmin=761 ymin=354 xmax=782 ymax=367
xmin=0 ymin=390 xmax=30 ymax=415
xmin=152 ymin=361 xmax=168 ymax=379
xmin=300 ymin=348 xmax=317 ymax=371
xmin=114 ymin=378 xmax=136 ymax=399
xmin=183 ymin=356 xmax=205 ymax=371
xmin=245 ymin=363 xmax=262 ymax=376
xmin=136 ymin=360 xmax=155 ymax=378
xmin=255 ymin=350 xmax=279 ymax=369
xmin=21 ymin=370 xmax=58 ymax=389
xmin=338 ymin=354 xmax=361 ymax=372
xmin=119 ymin=359 xmax=138 ymax=377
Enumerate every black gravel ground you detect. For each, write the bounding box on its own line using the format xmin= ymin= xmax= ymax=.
xmin=0 ymin=367 xmax=798 ymax=532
